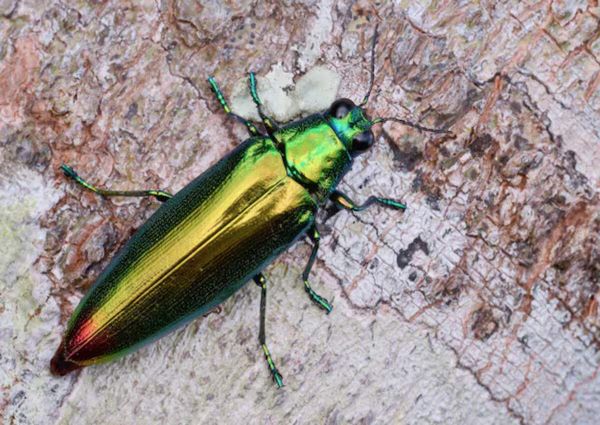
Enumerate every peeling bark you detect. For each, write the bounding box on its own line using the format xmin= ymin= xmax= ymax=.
xmin=1 ymin=1 xmax=599 ymax=424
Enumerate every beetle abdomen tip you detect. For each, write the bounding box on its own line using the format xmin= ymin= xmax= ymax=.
xmin=50 ymin=346 xmax=82 ymax=376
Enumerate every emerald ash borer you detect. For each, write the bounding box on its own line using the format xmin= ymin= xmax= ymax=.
xmin=50 ymin=27 xmax=446 ymax=387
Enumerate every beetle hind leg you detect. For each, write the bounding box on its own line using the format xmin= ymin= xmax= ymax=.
xmin=60 ymin=164 xmax=173 ymax=202
xmin=303 ymin=225 xmax=333 ymax=314
xmin=253 ymin=273 xmax=284 ymax=388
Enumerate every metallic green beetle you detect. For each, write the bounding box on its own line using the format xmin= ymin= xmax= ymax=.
xmin=50 ymin=28 xmax=445 ymax=387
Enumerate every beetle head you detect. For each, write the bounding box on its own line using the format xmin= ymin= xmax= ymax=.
xmin=327 ymin=24 xmax=448 ymax=157
xmin=326 ymin=98 xmax=374 ymax=157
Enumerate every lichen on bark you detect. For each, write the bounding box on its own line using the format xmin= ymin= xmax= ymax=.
xmin=1 ymin=1 xmax=599 ymax=424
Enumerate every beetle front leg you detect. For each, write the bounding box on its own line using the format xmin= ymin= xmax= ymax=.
xmin=207 ymin=76 xmax=262 ymax=138
xmin=60 ymin=164 xmax=173 ymax=202
xmin=302 ymin=225 xmax=333 ymax=314
xmin=253 ymin=273 xmax=284 ymax=388
xmin=248 ymin=72 xmax=279 ymax=136
xmin=330 ymin=190 xmax=407 ymax=212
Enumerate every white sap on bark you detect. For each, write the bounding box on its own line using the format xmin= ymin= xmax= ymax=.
xmin=1 ymin=1 xmax=599 ymax=424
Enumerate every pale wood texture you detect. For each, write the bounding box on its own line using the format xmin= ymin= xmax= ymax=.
xmin=1 ymin=1 xmax=599 ymax=424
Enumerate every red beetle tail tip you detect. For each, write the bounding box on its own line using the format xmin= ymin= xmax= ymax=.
xmin=50 ymin=347 xmax=82 ymax=376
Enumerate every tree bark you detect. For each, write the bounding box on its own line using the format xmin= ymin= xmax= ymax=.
xmin=1 ymin=1 xmax=599 ymax=424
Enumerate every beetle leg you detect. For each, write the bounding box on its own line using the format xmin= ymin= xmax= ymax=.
xmin=330 ymin=190 xmax=407 ymax=212
xmin=253 ymin=273 xmax=284 ymax=388
xmin=248 ymin=72 xmax=279 ymax=136
xmin=60 ymin=164 xmax=173 ymax=202
xmin=207 ymin=76 xmax=262 ymax=137
xmin=302 ymin=225 xmax=333 ymax=313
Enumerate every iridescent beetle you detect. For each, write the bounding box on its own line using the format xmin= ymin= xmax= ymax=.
xmin=51 ymin=26 xmax=447 ymax=387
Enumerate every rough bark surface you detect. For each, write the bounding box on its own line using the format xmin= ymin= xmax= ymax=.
xmin=1 ymin=1 xmax=599 ymax=424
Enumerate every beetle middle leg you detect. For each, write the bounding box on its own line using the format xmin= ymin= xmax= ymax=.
xmin=253 ymin=273 xmax=284 ymax=388
xmin=302 ymin=225 xmax=333 ymax=314
xmin=60 ymin=164 xmax=173 ymax=202
xmin=207 ymin=76 xmax=262 ymax=137
xmin=330 ymin=190 xmax=407 ymax=212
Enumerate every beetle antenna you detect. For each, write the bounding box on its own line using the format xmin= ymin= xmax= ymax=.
xmin=361 ymin=23 xmax=451 ymax=135
xmin=360 ymin=24 xmax=379 ymax=107
xmin=371 ymin=117 xmax=450 ymax=134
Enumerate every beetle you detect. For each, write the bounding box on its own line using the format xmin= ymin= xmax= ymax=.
xmin=50 ymin=27 xmax=446 ymax=387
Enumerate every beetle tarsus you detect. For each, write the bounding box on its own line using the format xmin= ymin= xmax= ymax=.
xmin=60 ymin=163 xmax=78 ymax=179
xmin=262 ymin=344 xmax=284 ymax=388
xmin=304 ymin=280 xmax=333 ymax=314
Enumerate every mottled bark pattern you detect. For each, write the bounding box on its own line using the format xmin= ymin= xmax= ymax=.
xmin=1 ymin=1 xmax=599 ymax=424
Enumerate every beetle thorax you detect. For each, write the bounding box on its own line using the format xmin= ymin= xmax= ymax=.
xmin=274 ymin=114 xmax=352 ymax=203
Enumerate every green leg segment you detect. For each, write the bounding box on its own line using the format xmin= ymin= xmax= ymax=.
xmin=253 ymin=273 xmax=284 ymax=388
xmin=302 ymin=225 xmax=333 ymax=314
xmin=207 ymin=76 xmax=261 ymax=137
xmin=330 ymin=190 xmax=407 ymax=212
xmin=248 ymin=72 xmax=278 ymax=136
xmin=60 ymin=164 xmax=172 ymax=202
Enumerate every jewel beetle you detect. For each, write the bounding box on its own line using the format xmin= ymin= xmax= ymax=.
xmin=50 ymin=26 xmax=447 ymax=387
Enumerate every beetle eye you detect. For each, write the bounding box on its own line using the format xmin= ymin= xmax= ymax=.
xmin=329 ymin=98 xmax=355 ymax=119
xmin=352 ymin=130 xmax=374 ymax=153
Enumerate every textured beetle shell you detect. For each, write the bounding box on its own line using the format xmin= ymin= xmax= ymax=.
xmin=51 ymin=136 xmax=317 ymax=373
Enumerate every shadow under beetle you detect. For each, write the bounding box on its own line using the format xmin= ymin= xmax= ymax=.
xmin=51 ymin=26 xmax=447 ymax=387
